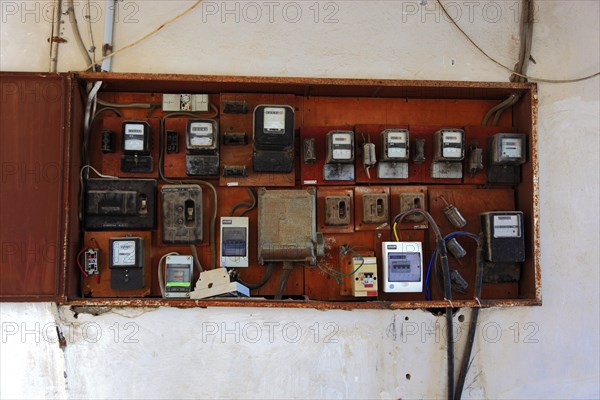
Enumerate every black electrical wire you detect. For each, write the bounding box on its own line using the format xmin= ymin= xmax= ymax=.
xmin=275 ymin=265 xmax=293 ymax=300
xmin=455 ymin=236 xmax=485 ymax=400
xmin=230 ymin=202 xmax=253 ymax=216
xmin=237 ymin=262 xmax=276 ymax=290
xmin=393 ymin=209 xmax=455 ymax=400
xmin=240 ymin=188 xmax=257 ymax=217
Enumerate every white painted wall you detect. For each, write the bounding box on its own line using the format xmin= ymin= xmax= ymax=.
xmin=1 ymin=1 xmax=599 ymax=398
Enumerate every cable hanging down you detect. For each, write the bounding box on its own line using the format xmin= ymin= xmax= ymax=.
xmin=436 ymin=0 xmax=599 ymax=83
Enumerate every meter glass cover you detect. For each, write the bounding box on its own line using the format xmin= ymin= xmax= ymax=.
xmin=189 ymin=122 xmax=214 ymax=147
xmin=112 ymin=240 xmax=136 ymax=266
xmin=222 ymin=227 xmax=247 ymax=257
xmin=263 ymin=107 xmax=286 ymax=133
xmin=387 ymin=252 xmax=421 ymax=282
xmin=386 ymin=130 xmax=408 ymax=159
xmin=493 ymin=215 xmax=522 ymax=238
xmin=332 ymin=132 xmax=353 ymax=160
xmin=123 ymin=124 xmax=146 ymax=151
xmin=166 ymin=265 xmax=191 ymax=283
xmin=501 ymin=137 xmax=523 ymax=159
xmin=441 ymin=130 xmax=463 ymax=159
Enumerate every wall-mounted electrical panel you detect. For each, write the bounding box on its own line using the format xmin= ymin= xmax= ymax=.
xmin=0 ymin=72 xmax=539 ymax=309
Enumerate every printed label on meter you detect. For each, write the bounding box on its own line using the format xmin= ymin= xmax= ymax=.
xmin=442 ymin=131 xmax=463 ymax=159
xmin=501 ymin=138 xmax=522 ymax=158
xmin=332 ymin=133 xmax=353 ymax=160
xmin=263 ymin=107 xmax=286 ymax=133
xmin=493 ymin=215 xmax=521 ymax=238
xmin=124 ymin=124 xmax=146 ymax=151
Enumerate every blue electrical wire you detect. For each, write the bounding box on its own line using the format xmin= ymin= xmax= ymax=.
xmin=425 ymin=231 xmax=479 ymax=300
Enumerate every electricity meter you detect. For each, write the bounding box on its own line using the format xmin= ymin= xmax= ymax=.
xmin=431 ymin=128 xmax=464 ymax=179
xmin=186 ymin=119 xmax=219 ymax=176
xmin=326 ymin=131 xmax=354 ymax=163
xmin=108 ymin=237 xmax=145 ymax=290
xmin=381 ymin=129 xmax=409 ymax=161
xmin=488 ymin=133 xmax=527 ymax=184
xmin=382 ymin=241 xmax=423 ymax=293
xmin=121 ymin=121 xmax=153 ymax=173
xmin=378 ymin=129 xmax=410 ymax=179
xmin=491 ymin=133 xmax=526 ymax=165
xmin=252 ymin=105 xmax=295 ymax=172
xmin=433 ymin=129 xmax=464 ymax=161
xmin=122 ymin=121 xmax=151 ymax=155
xmin=220 ymin=217 xmax=249 ymax=268
xmin=164 ymin=255 xmax=194 ymax=298
xmin=323 ymin=130 xmax=355 ymax=181
xmin=187 ymin=120 xmax=217 ymax=152
xmin=481 ymin=211 xmax=525 ymax=263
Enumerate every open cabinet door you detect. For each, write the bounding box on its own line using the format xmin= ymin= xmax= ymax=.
xmin=1 ymin=73 xmax=76 ymax=301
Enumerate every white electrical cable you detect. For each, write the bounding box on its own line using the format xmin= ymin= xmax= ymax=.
xmin=49 ymin=0 xmax=62 ymax=72
xmin=158 ymin=252 xmax=180 ymax=297
xmin=101 ymin=0 xmax=117 ymax=71
xmin=79 ymin=165 xmax=118 ymax=181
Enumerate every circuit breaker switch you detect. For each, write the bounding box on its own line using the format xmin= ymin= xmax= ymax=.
xmin=351 ymin=256 xmax=378 ymax=297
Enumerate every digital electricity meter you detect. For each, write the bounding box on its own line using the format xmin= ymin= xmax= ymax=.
xmin=164 ymin=255 xmax=194 ymax=298
xmin=382 ymin=241 xmax=423 ymax=293
xmin=220 ymin=217 xmax=249 ymax=268
xmin=433 ymin=129 xmax=464 ymax=161
xmin=185 ymin=119 xmax=219 ymax=176
xmin=380 ymin=129 xmax=409 ymax=161
xmin=491 ymin=133 xmax=526 ymax=165
xmin=326 ymin=131 xmax=354 ymax=163
xmin=187 ymin=119 xmax=218 ymax=152
xmin=252 ymin=105 xmax=295 ymax=172
xmin=108 ymin=237 xmax=145 ymax=290
xmin=122 ymin=121 xmax=151 ymax=154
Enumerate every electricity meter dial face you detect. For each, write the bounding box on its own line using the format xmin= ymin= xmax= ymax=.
xmin=263 ymin=107 xmax=286 ymax=134
xmin=122 ymin=122 xmax=150 ymax=154
xmin=186 ymin=119 xmax=218 ymax=154
xmin=188 ymin=122 xmax=214 ymax=147
xmin=327 ymin=131 xmax=354 ymax=163
xmin=382 ymin=129 xmax=409 ymax=161
xmin=109 ymin=237 xmax=143 ymax=268
xmin=501 ymin=138 xmax=522 ymax=159
xmin=111 ymin=240 xmax=136 ymax=266
xmin=491 ymin=133 xmax=527 ymax=165
xmin=441 ymin=130 xmax=464 ymax=160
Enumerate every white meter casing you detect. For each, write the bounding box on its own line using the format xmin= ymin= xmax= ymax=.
xmin=186 ymin=119 xmax=218 ymax=153
xmin=381 ymin=129 xmax=410 ymax=161
xmin=382 ymin=241 xmax=423 ymax=293
xmin=220 ymin=217 xmax=249 ymax=267
xmin=164 ymin=255 xmax=194 ymax=298
xmin=433 ymin=129 xmax=464 ymax=161
xmin=326 ymin=131 xmax=354 ymax=163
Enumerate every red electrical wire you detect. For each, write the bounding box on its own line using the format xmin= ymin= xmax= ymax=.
xmin=76 ymin=248 xmax=89 ymax=278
